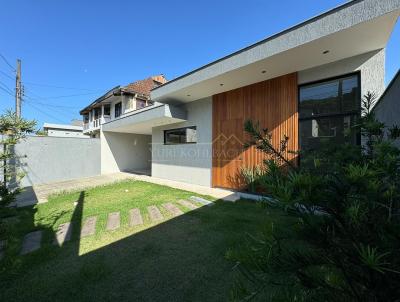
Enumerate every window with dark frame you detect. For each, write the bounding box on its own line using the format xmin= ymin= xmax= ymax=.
xmin=299 ymin=73 xmax=361 ymax=151
xmin=104 ymin=104 xmax=111 ymax=116
xmin=114 ymin=102 xmax=122 ymax=118
xmin=164 ymin=126 xmax=197 ymax=144
xmin=136 ymin=99 xmax=146 ymax=110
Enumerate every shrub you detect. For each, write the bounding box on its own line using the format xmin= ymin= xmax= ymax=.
xmin=229 ymin=93 xmax=400 ymax=301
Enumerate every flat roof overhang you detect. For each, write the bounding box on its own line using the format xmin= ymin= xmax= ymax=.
xmin=151 ymin=0 xmax=400 ymax=104
xmin=101 ymin=103 xmax=187 ymax=135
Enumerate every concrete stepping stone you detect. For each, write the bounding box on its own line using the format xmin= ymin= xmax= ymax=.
xmin=129 ymin=208 xmax=143 ymax=227
xmin=106 ymin=212 xmax=120 ymax=231
xmin=54 ymin=222 xmax=72 ymax=246
xmin=162 ymin=202 xmax=184 ymax=216
xmin=81 ymin=216 xmax=97 ymax=237
xmin=147 ymin=205 xmax=163 ymax=222
xmin=177 ymin=199 xmax=199 ymax=210
xmin=190 ymin=196 xmax=214 ymax=206
xmin=21 ymin=230 xmax=42 ymax=255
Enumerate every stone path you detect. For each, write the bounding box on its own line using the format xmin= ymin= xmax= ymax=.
xmin=81 ymin=216 xmax=97 ymax=237
xmin=162 ymin=202 xmax=184 ymax=216
xmin=21 ymin=231 xmax=42 ymax=255
xmin=177 ymin=199 xmax=199 ymax=210
xmin=106 ymin=212 xmax=120 ymax=231
xmin=148 ymin=206 xmax=164 ymax=222
xmin=129 ymin=208 xmax=143 ymax=227
xmin=54 ymin=222 xmax=72 ymax=246
xmin=190 ymin=196 xmax=213 ymax=206
xmin=17 ymin=198 xmax=210 ymax=255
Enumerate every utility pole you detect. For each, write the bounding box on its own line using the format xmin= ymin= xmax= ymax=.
xmin=15 ymin=59 xmax=21 ymax=118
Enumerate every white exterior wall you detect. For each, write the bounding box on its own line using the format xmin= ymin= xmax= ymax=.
xmin=298 ymin=49 xmax=385 ymax=98
xmin=101 ymin=131 xmax=151 ymax=174
xmin=151 ymin=97 xmax=212 ymax=187
xmin=47 ymin=129 xmax=88 ymax=138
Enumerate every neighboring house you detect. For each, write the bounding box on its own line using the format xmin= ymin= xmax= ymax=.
xmin=373 ymin=69 xmax=400 ymax=147
xmin=43 ymin=123 xmax=88 ymax=138
xmin=81 ymin=0 xmax=400 ymax=190
xmin=80 ymin=75 xmax=167 ymax=138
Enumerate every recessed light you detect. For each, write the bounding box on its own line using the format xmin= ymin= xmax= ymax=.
xmin=323 ymin=50 xmax=330 ymax=54
xmin=220 ymin=83 xmax=224 ymax=86
xmin=261 ymin=70 xmax=267 ymax=74
xmin=186 ymin=94 xmax=191 ymax=97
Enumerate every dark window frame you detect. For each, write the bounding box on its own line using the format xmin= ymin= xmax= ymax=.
xmin=114 ymin=102 xmax=122 ymax=118
xmin=164 ymin=126 xmax=197 ymax=145
xmin=297 ymin=71 xmax=362 ymax=152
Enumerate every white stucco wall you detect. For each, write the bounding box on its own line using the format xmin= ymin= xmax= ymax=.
xmin=47 ymin=129 xmax=88 ymax=138
xmin=151 ymin=97 xmax=212 ymax=187
xmin=101 ymin=131 xmax=151 ymax=174
xmin=298 ymin=49 xmax=385 ymax=98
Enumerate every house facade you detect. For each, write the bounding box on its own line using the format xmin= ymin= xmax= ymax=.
xmin=80 ymin=75 xmax=167 ymax=138
xmin=43 ymin=123 xmax=88 ymax=138
xmin=83 ymin=0 xmax=400 ymax=190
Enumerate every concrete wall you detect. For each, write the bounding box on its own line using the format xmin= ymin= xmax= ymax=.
xmin=374 ymin=71 xmax=400 ymax=147
xmin=47 ymin=129 xmax=88 ymax=138
xmin=151 ymin=97 xmax=212 ymax=187
xmin=15 ymin=136 xmax=101 ymax=187
xmin=101 ymin=131 xmax=151 ymax=174
xmin=298 ymin=49 xmax=385 ymax=98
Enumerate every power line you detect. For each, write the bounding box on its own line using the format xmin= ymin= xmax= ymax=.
xmin=0 ymin=80 xmax=14 ymax=95
xmin=0 ymin=53 xmax=16 ymax=72
xmin=0 ymin=70 xmax=14 ymax=81
xmin=23 ymin=99 xmax=69 ymax=124
xmin=24 ymin=94 xmax=80 ymax=110
xmin=22 ymin=81 xmax=106 ymax=92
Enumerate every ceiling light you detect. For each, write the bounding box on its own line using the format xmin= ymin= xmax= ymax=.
xmin=323 ymin=50 xmax=330 ymax=54
xmin=261 ymin=70 xmax=267 ymax=74
xmin=186 ymin=94 xmax=191 ymax=97
xmin=220 ymin=83 xmax=224 ymax=86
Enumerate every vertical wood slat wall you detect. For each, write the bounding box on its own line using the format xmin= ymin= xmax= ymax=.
xmin=212 ymin=73 xmax=298 ymax=189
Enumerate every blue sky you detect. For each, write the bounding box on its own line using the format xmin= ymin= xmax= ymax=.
xmin=0 ymin=0 xmax=399 ymax=128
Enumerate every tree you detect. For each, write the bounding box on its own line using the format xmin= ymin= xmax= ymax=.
xmin=229 ymin=93 xmax=400 ymax=301
xmin=0 ymin=110 xmax=36 ymax=207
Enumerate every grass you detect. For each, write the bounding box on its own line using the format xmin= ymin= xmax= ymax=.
xmin=0 ymin=179 xmax=289 ymax=301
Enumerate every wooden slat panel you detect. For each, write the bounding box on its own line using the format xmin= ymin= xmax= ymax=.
xmin=212 ymin=73 xmax=298 ymax=189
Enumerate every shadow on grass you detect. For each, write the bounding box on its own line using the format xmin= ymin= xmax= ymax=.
xmin=0 ymin=190 xmax=270 ymax=302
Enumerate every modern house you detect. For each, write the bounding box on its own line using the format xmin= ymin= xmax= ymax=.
xmin=80 ymin=75 xmax=167 ymax=138
xmin=42 ymin=122 xmax=88 ymax=138
xmin=81 ymin=0 xmax=400 ymax=190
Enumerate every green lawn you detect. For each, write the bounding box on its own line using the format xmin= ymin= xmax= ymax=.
xmin=0 ymin=180 xmax=288 ymax=301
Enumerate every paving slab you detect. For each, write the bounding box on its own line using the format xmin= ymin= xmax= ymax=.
xmin=21 ymin=231 xmax=42 ymax=255
xmin=106 ymin=212 xmax=120 ymax=231
xmin=147 ymin=206 xmax=164 ymax=222
xmin=54 ymin=222 xmax=72 ymax=246
xmin=129 ymin=208 xmax=143 ymax=227
xmin=190 ymin=196 xmax=214 ymax=206
xmin=162 ymin=203 xmax=184 ymax=216
xmin=81 ymin=216 xmax=97 ymax=237
xmin=177 ymin=199 xmax=199 ymax=210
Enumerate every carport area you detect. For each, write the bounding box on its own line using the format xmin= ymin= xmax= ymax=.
xmin=100 ymin=103 xmax=187 ymax=175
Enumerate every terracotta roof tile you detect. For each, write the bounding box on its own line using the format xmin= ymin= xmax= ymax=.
xmin=124 ymin=75 xmax=167 ymax=97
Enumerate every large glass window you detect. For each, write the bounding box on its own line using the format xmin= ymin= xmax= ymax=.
xmin=164 ymin=126 xmax=197 ymax=144
xmin=299 ymin=74 xmax=360 ymax=150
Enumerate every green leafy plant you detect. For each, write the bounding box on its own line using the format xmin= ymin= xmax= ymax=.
xmin=0 ymin=110 xmax=36 ymax=207
xmin=229 ymin=92 xmax=400 ymax=301
xmin=239 ymin=165 xmax=264 ymax=193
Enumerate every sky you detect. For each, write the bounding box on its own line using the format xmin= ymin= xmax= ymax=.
xmin=0 ymin=0 xmax=399 ymax=129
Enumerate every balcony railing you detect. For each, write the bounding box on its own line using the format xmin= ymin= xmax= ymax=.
xmin=83 ymin=115 xmax=111 ymax=133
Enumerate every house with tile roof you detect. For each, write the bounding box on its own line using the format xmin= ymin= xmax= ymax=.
xmin=80 ymin=75 xmax=167 ymax=137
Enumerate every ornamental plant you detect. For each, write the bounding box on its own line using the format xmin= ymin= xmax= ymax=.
xmin=229 ymin=93 xmax=400 ymax=301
